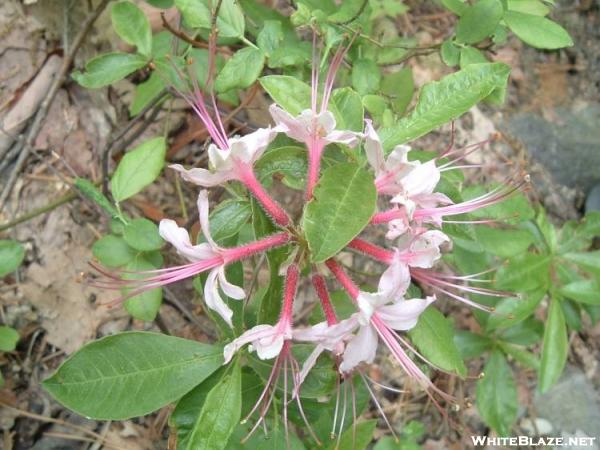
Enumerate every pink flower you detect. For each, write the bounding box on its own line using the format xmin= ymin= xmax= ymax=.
xmin=159 ymin=190 xmax=245 ymax=327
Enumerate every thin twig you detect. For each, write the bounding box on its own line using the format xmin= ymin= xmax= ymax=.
xmin=0 ymin=0 xmax=111 ymax=211
xmin=0 ymin=190 xmax=76 ymax=231
xmin=160 ymin=13 xmax=232 ymax=55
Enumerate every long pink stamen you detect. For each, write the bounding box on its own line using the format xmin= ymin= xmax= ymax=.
xmin=235 ymin=163 xmax=290 ymax=227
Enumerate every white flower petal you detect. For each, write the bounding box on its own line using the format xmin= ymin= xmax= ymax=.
xmin=325 ymin=130 xmax=360 ymax=147
xmin=364 ymin=120 xmax=385 ymax=174
xmin=401 ymin=160 xmax=440 ymax=197
xmin=197 ymin=190 xmax=218 ymax=249
xmin=230 ymin=127 xmax=277 ymax=165
xmin=378 ymin=258 xmax=411 ymax=299
xmin=269 ymin=104 xmax=311 ymax=143
xmin=217 ymin=266 xmax=245 ymax=299
xmin=377 ymin=296 xmax=435 ymax=331
xmin=170 ymin=164 xmax=232 ymax=187
xmin=223 ymin=324 xmax=275 ymax=363
xmin=406 ymin=230 xmax=450 ymax=268
xmin=339 ymin=324 xmax=378 ymax=373
xmin=159 ymin=219 xmax=217 ymax=261
xmin=204 ymin=268 xmax=234 ymax=328
xmin=293 ymin=316 xmax=359 ymax=350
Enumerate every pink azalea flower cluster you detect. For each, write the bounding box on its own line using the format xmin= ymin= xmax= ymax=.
xmin=96 ymin=37 xmax=525 ymax=441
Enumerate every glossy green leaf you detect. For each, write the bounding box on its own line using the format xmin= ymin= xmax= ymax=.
xmin=459 ymin=46 xmax=488 ymax=68
xmin=303 ymin=163 xmax=376 ymax=262
xmin=123 ymin=255 xmax=163 ymax=321
xmin=259 ymin=75 xmax=311 ymax=115
xmin=123 ymin=218 xmax=163 ymax=251
xmin=499 ymin=342 xmax=540 ymax=370
xmin=331 ymin=88 xmax=364 ymax=132
xmin=43 ymin=332 xmax=223 ymax=419
xmin=183 ymin=361 xmax=241 ymax=450
xmin=215 ymin=48 xmax=265 ymax=93
xmin=0 ymin=326 xmax=19 ymax=352
xmin=110 ymin=137 xmax=166 ymax=202
xmin=560 ymin=280 xmax=600 ymax=305
xmin=456 ymin=0 xmax=504 ymax=44
xmin=111 ymin=1 xmax=152 ymax=56
xmin=72 ymin=53 xmax=147 ymax=89
xmin=499 ymin=317 xmax=544 ymax=346
xmin=0 ymin=240 xmax=25 ymax=277
xmin=474 ymin=226 xmax=534 ymax=257
xmin=323 ymin=420 xmax=376 ymax=450
xmin=538 ymin=297 xmax=568 ymax=392
xmin=476 ymin=350 xmax=518 ymax=436
xmin=176 ymin=0 xmax=245 ymax=38
xmin=92 ymin=235 xmax=136 ymax=267
xmin=563 ymin=251 xmax=600 ymax=276
xmin=378 ymin=63 xmax=510 ymax=150
xmin=504 ymin=11 xmax=573 ymax=49
xmin=409 ymin=307 xmax=467 ymax=376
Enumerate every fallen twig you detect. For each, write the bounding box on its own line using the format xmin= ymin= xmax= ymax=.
xmin=0 ymin=0 xmax=111 ymax=211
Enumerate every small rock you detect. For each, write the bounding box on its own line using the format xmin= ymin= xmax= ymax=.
xmin=520 ymin=417 xmax=553 ymax=436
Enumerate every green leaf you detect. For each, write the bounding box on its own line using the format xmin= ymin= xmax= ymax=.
xmin=0 ymin=240 xmax=25 ymax=277
xmin=259 ymin=75 xmax=311 ymax=115
xmin=208 ymin=200 xmax=253 ymax=244
xmin=474 ymin=226 xmax=534 ymax=257
xmin=563 ymin=251 xmax=600 ymax=276
xmin=146 ymin=0 xmax=174 ymax=7
xmin=0 ymin=326 xmax=19 ymax=352
xmin=459 ymin=46 xmax=488 ymax=68
xmin=408 ymin=308 xmax=467 ymax=376
xmin=42 ymin=332 xmax=223 ymax=419
xmin=92 ymin=235 xmax=136 ymax=267
xmin=456 ymin=0 xmax=504 ymax=44
xmin=380 ymin=67 xmax=414 ymax=115
xmin=123 ymin=255 xmax=163 ymax=321
xmin=75 ymin=178 xmax=120 ymax=218
xmin=495 ymin=253 xmax=551 ymax=292
xmin=504 ymin=11 xmax=573 ymax=49
xmin=303 ymin=163 xmax=376 ymax=262
xmin=110 ymin=137 xmax=166 ymax=202
xmin=123 ymin=218 xmax=163 ymax=251
xmin=441 ymin=0 xmax=467 ymax=15
xmin=72 ymin=53 xmax=147 ymax=89
xmin=539 ymin=297 xmax=568 ymax=392
xmin=499 ymin=342 xmax=540 ymax=370
xmin=184 ymin=361 xmax=241 ymax=450
xmin=507 ymin=0 xmax=550 ymax=16
xmin=486 ymin=289 xmax=545 ymax=330
xmin=454 ymin=330 xmax=492 ymax=359
xmin=560 ymin=280 xmax=600 ymax=305
xmin=257 ymin=20 xmax=284 ymax=56
xmin=499 ymin=317 xmax=543 ymax=346
xmin=324 ymin=420 xmax=376 ymax=450
xmin=255 ymin=146 xmax=307 ymax=190
xmin=111 ymin=1 xmax=152 ymax=56
xmin=378 ymin=63 xmax=510 ymax=150
xmin=351 ymin=58 xmax=381 ymax=95
xmin=331 ymin=88 xmax=364 ymax=132
xmin=215 ymin=48 xmax=265 ymax=93
xmin=130 ymin=72 xmax=166 ymax=116
xmin=441 ymin=40 xmax=460 ymax=67
xmin=476 ymin=350 xmax=518 ymax=436
xmin=176 ymin=0 xmax=245 ymax=38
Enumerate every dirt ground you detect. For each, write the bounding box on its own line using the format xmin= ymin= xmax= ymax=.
xmin=0 ymin=1 xmax=599 ymax=449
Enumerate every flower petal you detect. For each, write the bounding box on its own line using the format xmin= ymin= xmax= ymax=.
xmin=339 ymin=324 xmax=378 ymax=373
xmin=269 ymin=104 xmax=311 ymax=143
xmin=223 ymin=324 xmax=275 ymax=363
xmin=293 ymin=316 xmax=359 ymax=350
xmin=378 ymin=257 xmax=411 ymax=299
xmin=405 ymin=230 xmax=450 ymax=268
xmin=217 ymin=266 xmax=245 ymax=299
xmin=230 ymin=127 xmax=277 ymax=165
xmin=377 ymin=296 xmax=435 ymax=331
xmin=197 ymin=190 xmax=218 ymax=249
xmin=325 ymin=130 xmax=360 ymax=147
xmin=364 ymin=120 xmax=384 ymax=174
xmin=159 ymin=219 xmax=217 ymax=261
xmin=204 ymin=268 xmax=234 ymax=328
xmin=170 ymin=164 xmax=232 ymax=187
xmin=401 ymin=160 xmax=440 ymax=197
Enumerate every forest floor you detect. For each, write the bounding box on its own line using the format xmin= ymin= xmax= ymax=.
xmin=0 ymin=1 xmax=598 ymax=449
